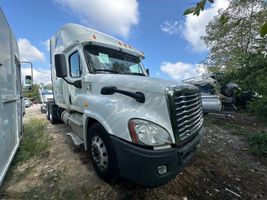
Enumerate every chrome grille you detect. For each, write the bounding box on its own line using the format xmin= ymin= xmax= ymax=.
xmin=167 ymin=87 xmax=203 ymax=144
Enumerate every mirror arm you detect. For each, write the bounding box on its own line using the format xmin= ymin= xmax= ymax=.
xmin=62 ymin=77 xmax=73 ymax=85
xmin=62 ymin=78 xmax=82 ymax=89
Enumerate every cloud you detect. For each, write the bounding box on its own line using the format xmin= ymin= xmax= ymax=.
xmin=160 ymin=20 xmax=181 ymax=35
xmin=160 ymin=61 xmax=208 ymax=81
xmin=54 ymin=0 xmax=139 ymax=38
xmin=155 ymin=70 xmax=161 ymax=76
xmin=21 ymin=67 xmax=51 ymax=84
xmin=161 ymin=1 xmax=229 ymax=52
xmin=182 ymin=0 xmax=229 ymax=52
xmin=18 ymin=38 xmax=45 ymax=62
xmin=42 ymin=39 xmax=50 ymax=51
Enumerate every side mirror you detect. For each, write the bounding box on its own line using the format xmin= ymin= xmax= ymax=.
xmin=55 ymin=54 xmax=67 ymax=77
xmin=146 ymin=68 xmax=150 ymax=76
xmin=25 ymin=75 xmax=33 ymax=91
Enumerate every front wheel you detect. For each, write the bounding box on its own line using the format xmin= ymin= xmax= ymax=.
xmin=88 ymin=123 xmax=118 ymax=182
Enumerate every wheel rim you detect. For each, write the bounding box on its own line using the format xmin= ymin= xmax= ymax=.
xmin=91 ymin=135 xmax=108 ymax=171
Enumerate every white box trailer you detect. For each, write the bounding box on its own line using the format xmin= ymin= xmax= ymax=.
xmin=0 ymin=8 xmax=23 ymax=185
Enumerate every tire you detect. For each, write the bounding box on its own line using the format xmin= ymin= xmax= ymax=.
xmin=49 ymin=104 xmax=60 ymax=124
xmin=88 ymin=123 xmax=118 ymax=182
xmin=41 ymin=106 xmax=46 ymax=114
xmin=46 ymin=103 xmax=50 ymax=120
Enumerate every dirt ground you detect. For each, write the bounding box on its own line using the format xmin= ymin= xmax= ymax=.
xmin=0 ymin=104 xmax=266 ymax=200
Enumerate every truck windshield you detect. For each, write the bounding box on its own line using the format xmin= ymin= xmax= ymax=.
xmin=196 ymin=84 xmax=215 ymax=95
xmin=84 ymin=45 xmax=146 ymax=76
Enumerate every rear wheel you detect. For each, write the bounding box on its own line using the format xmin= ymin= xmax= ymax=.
xmin=88 ymin=123 xmax=118 ymax=182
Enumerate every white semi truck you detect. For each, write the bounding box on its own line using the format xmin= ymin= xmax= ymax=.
xmin=39 ymin=86 xmax=53 ymax=113
xmin=48 ymin=23 xmax=204 ymax=186
xmin=0 ymin=8 xmax=23 ymax=185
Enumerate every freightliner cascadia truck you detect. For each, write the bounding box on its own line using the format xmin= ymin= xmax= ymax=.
xmin=47 ymin=23 xmax=204 ymax=187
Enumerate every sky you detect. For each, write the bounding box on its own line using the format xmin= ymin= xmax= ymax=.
xmin=0 ymin=0 xmax=229 ymax=84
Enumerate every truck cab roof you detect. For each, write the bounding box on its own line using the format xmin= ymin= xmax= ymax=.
xmin=51 ymin=23 xmax=144 ymax=59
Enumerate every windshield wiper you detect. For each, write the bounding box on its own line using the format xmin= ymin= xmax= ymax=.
xmin=95 ymin=69 xmax=120 ymax=74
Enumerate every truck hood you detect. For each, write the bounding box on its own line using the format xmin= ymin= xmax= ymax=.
xmin=88 ymin=74 xmax=194 ymax=94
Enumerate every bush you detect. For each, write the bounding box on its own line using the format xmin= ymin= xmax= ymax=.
xmin=249 ymin=96 xmax=267 ymax=117
xmin=247 ymin=132 xmax=267 ymax=155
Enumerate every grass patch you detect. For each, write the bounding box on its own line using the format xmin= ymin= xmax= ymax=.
xmin=204 ymin=117 xmax=247 ymax=135
xmin=205 ymin=117 xmax=267 ymax=155
xmin=247 ymin=132 xmax=267 ymax=155
xmin=14 ymin=118 xmax=50 ymax=163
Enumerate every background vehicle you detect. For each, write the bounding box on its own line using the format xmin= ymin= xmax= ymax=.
xmin=24 ymin=98 xmax=32 ymax=108
xmin=48 ymin=24 xmax=204 ymax=187
xmin=0 ymin=8 xmax=23 ymax=185
xmin=183 ymin=74 xmax=222 ymax=113
xmin=39 ymin=86 xmax=53 ymax=113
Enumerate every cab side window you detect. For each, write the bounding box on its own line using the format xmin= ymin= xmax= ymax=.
xmin=69 ymin=51 xmax=82 ymax=78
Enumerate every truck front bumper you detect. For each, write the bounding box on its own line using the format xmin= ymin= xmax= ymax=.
xmin=110 ymin=127 xmax=204 ymax=187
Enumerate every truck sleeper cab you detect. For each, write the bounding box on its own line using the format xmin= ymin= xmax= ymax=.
xmin=48 ymin=23 xmax=204 ymax=187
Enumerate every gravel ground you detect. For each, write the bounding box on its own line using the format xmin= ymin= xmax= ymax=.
xmin=0 ymin=104 xmax=266 ymax=200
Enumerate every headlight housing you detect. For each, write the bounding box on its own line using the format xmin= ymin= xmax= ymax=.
xmin=129 ymin=119 xmax=172 ymax=146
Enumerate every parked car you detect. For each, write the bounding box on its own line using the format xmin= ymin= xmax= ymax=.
xmin=24 ymin=98 xmax=32 ymax=108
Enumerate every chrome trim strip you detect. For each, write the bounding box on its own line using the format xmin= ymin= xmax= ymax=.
xmin=177 ymin=110 xmax=203 ymax=128
xmin=175 ymin=96 xmax=200 ymax=105
xmin=176 ymin=106 xmax=202 ymax=122
xmin=175 ymin=101 xmax=201 ymax=114
xmin=179 ymin=118 xmax=203 ymax=140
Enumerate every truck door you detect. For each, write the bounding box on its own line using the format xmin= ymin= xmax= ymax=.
xmin=66 ymin=48 xmax=84 ymax=111
xmin=0 ymin=9 xmax=21 ymax=185
xmin=15 ymin=56 xmax=23 ymax=137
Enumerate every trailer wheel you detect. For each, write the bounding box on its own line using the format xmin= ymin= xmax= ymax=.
xmin=88 ymin=123 xmax=118 ymax=182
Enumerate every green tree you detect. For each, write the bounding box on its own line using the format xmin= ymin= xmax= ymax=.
xmin=24 ymin=84 xmax=40 ymax=102
xmin=202 ymin=0 xmax=267 ymax=116
xmin=202 ymin=0 xmax=267 ymax=68
xmin=184 ymin=0 xmax=267 ymax=37
xmin=185 ymin=0 xmax=267 ymax=116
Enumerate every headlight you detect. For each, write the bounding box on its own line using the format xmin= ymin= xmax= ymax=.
xmin=128 ymin=119 xmax=172 ymax=146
